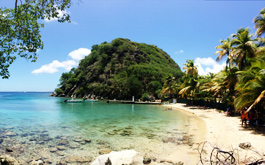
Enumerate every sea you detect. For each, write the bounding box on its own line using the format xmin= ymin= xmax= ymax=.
xmin=0 ymin=92 xmax=192 ymax=163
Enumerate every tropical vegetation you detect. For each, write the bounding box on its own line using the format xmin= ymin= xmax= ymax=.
xmin=163 ymin=7 xmax=265 ymax=113
xmin=56 ymin=38 xmax=183 ymax=100
xmin=0 ymin=0 xmax=72 ymax=79
xmin=56 ymin=7 xmax=265 ymax=115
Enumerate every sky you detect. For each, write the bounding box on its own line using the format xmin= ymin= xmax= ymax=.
xmin=0 ymin=0 xmax=264 ymax=92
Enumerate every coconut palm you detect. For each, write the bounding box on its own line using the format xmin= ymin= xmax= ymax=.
xmin=202 ymin=67 xmax=238 ymax=105
xmin=161 ymin=83 xmax=179 ymax=98
xmin=214 ymin=38 xmax=234 ymax=68
xmin=234 ymin=55 xmax=265 ymax=111
xmin=231 ymin=28 xmax=258 ymax=70
xmin=179 ymin=60 xmax=201 ymax=98
xmin=179 ymin=77 xmax=198 ymax=98
xmin=202 ymin=71 xmax=225 ymax=97
xmin=161 ymin=74 xmax=178 ymax=98
xmin=253 ymin=8 xmax=265 ymax=38
xmin=183 ymin=60 xmax=198 ymax=77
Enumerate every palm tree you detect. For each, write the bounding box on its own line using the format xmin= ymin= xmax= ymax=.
xmin=214 ymin=38 xmax=234 ymax=69
xmin=253 ymin=8 xmax=265 ymax=38
xmin=231 ymin=28 xmax=258 ymax=70
xmin=234 ymin=55 xmax=265 ymax=111
xmin=202 ymin=71 xmax=225 ymax=98
xmin=183 ymin=60 xmax=198 ymax=77
xmin=179 ymin=76 xmax=198 ymax=98
xmin=161 ymin=74 xmax=178 ymax=98
xmin=179 ymin=60 xmax=200 ymax=99
xmin=202 ymin=67 xmax=238 ymax=105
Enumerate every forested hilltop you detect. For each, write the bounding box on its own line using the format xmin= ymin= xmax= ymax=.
xmin=55 ymin=38 xmax=183 ymax=100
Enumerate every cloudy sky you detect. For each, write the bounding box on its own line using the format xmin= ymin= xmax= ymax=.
xmin=0 ymin=0 xmax=264 ymax=91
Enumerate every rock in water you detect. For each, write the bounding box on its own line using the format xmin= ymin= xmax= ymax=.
xmin=4 ymin=131 xmax=17 ymax=137
xmin=64 ymin=156 xmax=92 ymax=164
xmin=0 ymin=155 xmax=20 ymax=165
xmin=99 ymin=149 xmax=112 ymax=155
xmin=91 ymin=150 xmax=143 ymax=165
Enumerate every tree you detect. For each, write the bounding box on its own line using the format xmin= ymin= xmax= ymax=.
xmin=234 ymin=55 xmax=265 ymax=111
xmin=161 ymin=74 xmax=178 ymax=98
xmin=231 ymin=28 xmax=258 ymax=70
xmin=147 ymin=81 xmax=162 ymax=98
xmin=58 ymin=68 xmax=75 ymax=88
xmin=0 ymin=0 xmax=71 ymax=78
xmin=183 ymin=59 xmax=198 ymax=77
xmin=214 ymin=38 xmax=234 ymax=69
xmin=179 ymin=60 xmax=200 ymax=98
xmin=253 ymin=8 xmax=265 ymax=38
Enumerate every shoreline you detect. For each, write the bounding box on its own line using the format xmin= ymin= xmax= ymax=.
xmin=163 ymin=103 xmax=265 ymax=164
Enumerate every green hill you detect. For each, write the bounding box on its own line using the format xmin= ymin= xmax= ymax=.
xmin=55 ymin=38 xmax=183 ymax=99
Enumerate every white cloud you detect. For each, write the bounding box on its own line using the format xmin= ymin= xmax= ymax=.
xmin=195 ymin=57 xmax=217 ymax=66
xmin=195 ymin=57 xmax=225 ymax=76
xmin=174 ymin=50 xmax=184 ymax=54
xmin=44 ymin=9 xmax=70 ymax=22
xmin=32 ymin=48 xmax=91 ymax=75
xmin=32 ymin=60 xmax=77 ymax=74
xmin=68 ymin=48 xmax=91 ymax=61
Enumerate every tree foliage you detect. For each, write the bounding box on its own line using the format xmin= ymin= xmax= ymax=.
xmin=57 ymin=38 xmax=183 ymax=99
xmin=0 ymin=0 xmax=71 ymax=78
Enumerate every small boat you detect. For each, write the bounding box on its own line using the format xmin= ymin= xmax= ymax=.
xmin=84 ymin=99 xmax=98 ymax=102
xmin=64 ymin=98 xmax=83 ymax=103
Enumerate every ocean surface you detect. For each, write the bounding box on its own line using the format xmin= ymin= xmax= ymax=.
xmin=0 ymin=92 xmax=192 ymax=163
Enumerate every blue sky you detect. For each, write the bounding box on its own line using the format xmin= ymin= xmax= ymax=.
xmin=0 ymin=0 xmax=264 ymax=91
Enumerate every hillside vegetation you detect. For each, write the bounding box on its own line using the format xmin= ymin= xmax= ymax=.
xmin=55 ymin=38 xmax=183 ymax=100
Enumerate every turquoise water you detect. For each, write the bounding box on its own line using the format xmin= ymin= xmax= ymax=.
xmin=0 ymin=92 xmax=191 ymax=163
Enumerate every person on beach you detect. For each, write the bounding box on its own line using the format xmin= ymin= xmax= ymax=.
xmin=226 ymin=107 xmax=231 ymax=117
xmin=249 ymin=111 xmax=254 ymax=127
xmin=241 ymin=109 xmax=248 ymax=128
xmin=256 ymin=111 xmax=260 ymax=129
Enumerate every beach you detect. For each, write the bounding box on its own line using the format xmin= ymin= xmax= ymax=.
xmin=163 ymin=103 xmax=265 ymax=164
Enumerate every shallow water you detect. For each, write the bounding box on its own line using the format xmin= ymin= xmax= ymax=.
xmin=0 ymin=92 xmax=192 ymax=163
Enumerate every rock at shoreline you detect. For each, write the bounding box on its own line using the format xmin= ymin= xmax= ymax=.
xmin=239 ymin=142 xmax=251 ymax=149
xmin=143 ymin=157 xmax=152 ymax=164
xmin=73 ymin=138 xmax=83 ymax=143
xmin=57 ymin=140 xmax=69 ymax=146
xmin=99 ymin=149 xmax=112 ymax=155
xmin=4 ymin=131 xmax=17 ymax=137
xmin=20 ymin=133 xmax=29 ymax=137
xmin=50 ymin=148 xmax=58 ymax=153
xmin=56 ymin=160 xmax=67 ymax=165
xmin=0 ymin=139 xmax=3 ymax=144
xmin=5 ymin=147 xmax=13 ymax=152
xmin=120 ymin=130 xmax=132 ymax=136
xmin=96 ymin=139 xmax=107 ymax=145
xmin=64 ymin=156 xmax=92 ymax=164
xmin=0 ymin=155 xmax=19 ymax=165
xmin=56 ymin=151 xmax=65 ymax=156
xmin=69 ymin=144 xmax=80 ymax=149
xmin=29 ymin=159 xmax=43 ymax=165
xmin=84 ymin=139 xmax=91 ymax=143
xmin=44 ymin=159 xmax=52 ymax=164
xmin=57 ymin=146 xmax=66 ymax=151
xmin=91 ymin=150 xmax=143 ymax=165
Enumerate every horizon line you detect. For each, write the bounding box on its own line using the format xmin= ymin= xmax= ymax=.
xmin=0 ymin=91 xmax=53 ymax=93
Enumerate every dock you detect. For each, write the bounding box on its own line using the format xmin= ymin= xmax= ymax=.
xmin=107 ymin=100 xmax=161 ymax=105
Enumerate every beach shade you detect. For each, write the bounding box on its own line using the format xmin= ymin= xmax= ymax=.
xmin=246 ymin=90 xmax=265 ymax=113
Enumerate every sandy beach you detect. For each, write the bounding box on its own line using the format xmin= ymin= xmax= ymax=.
xmin=162 ymin=103 xmax=265 ymax=165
